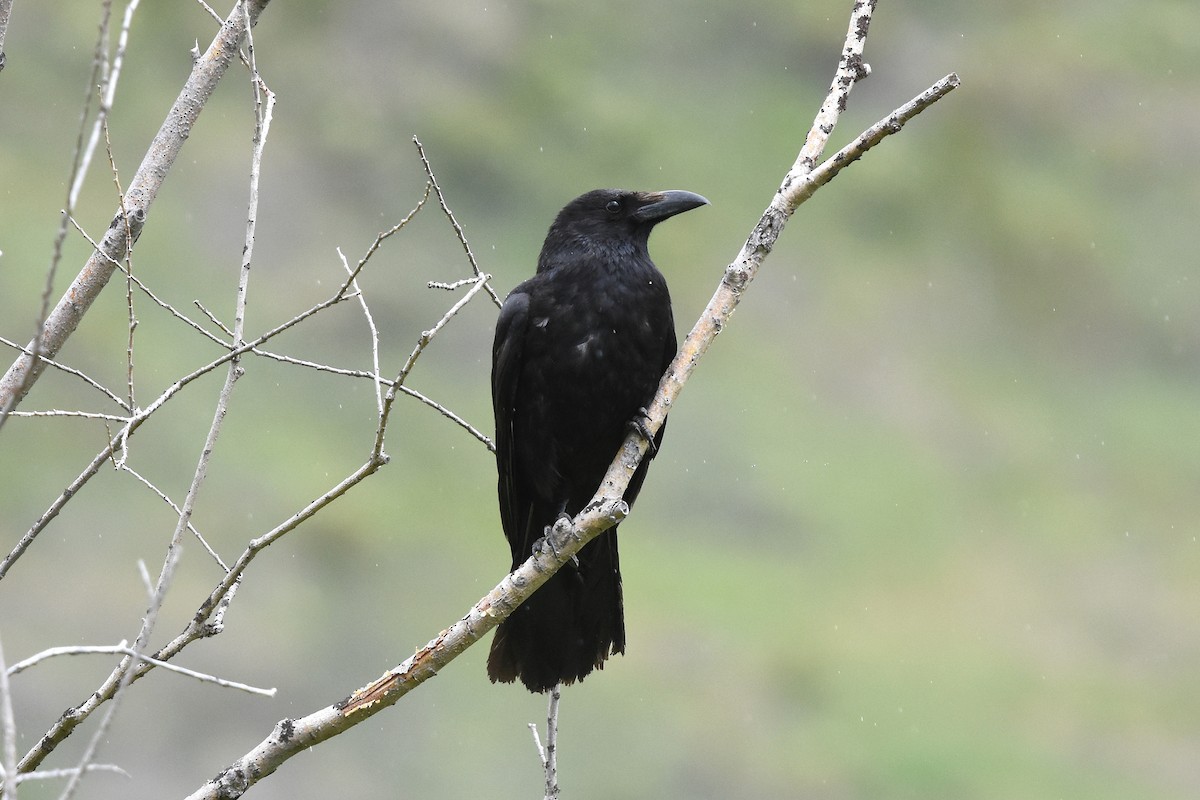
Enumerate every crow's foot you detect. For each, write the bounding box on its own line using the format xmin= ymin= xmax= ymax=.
xmin=627 ymin=407 xmax=658 ymax=455
xmin=534 ymin=513 xmax=577 ymax=564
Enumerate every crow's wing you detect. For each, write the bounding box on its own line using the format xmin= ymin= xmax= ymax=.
xmin=491 ymin=289 xmax=531 ymax=565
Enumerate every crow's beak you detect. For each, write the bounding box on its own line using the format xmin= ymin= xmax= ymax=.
xmin=631 ymin=190 xmax=710 ymax=224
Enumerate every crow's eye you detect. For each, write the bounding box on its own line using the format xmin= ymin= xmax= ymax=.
xmin=605 ymin=199 xmax=621 ymax=215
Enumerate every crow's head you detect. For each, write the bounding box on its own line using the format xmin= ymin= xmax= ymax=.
xmin=538 ymin=189 xmax=708 ymax=271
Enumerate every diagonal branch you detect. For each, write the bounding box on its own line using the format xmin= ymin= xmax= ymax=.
xmin=0 ymin=0 xmax=272 ymax=424
xmin=184 ymin=4 xmax=961 ymax=797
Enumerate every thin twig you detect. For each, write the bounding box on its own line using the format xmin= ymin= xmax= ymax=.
xmin=0 ymin=636 xmax=17 ymax=799
xmin=192 ymin=0 xmax=222 ymax=23
xmin=136 ymin=560 xmax=154 ymax=599
xmin=242 ymin=346 xmax=494 ymax=450
xmin=103 ymin=117 xmax=139 ymax=412
xmin=542 ymin=684 xmax=562 ymax=799
xmin=8 ymin=109 xmax=488 ymax=788
xmin=0 ymin=335 xmax=129 ymax=411
xmin=394 ymin=274 xmax=492 ymax=388
xmin=192 ymin=300 xmax=236 ymax=339
xmin=71 ymin=0 xmax=141 ymax=208
xmin=428 ymin=277 xmax=482 ymax=291
xmin=6 ymin=643 xmax=274 ymax=697
xmin=395 ymin=384 xmax=495 ymax=452
xmin=339 ymin=248 xmax=385 ymax=415
xmin=186 ymin=459 xmax=383 ymax=636
xmin=350 ymin=181 xmax=432 ymax=282
xmin=7 ymin=409 xmax=129 ymax=422
xmin=412 ymin=136 xmax=503 ymax=308
xmin=68 ymin=217 xmax=230 ymax=348
xmin=376 ymin=273 xmax=492 ymax=458
xmin=13 ymin=765 xmax=130 ymax=786
xmin=249 ymin=349 xmax=379 ymax=380
xmin=527 ymin=724 xmax=545 ymax=766
xmin=14 ymin=455 xmax=382 ymax=777
xmin=117 ymin=464 xmax=228 ymax=571
xmin=191 ymin=0 xmax=255 ymax=71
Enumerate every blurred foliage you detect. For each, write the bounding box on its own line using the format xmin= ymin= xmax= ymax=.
xmin=1 ymin=1 xmax=1198 ymax=798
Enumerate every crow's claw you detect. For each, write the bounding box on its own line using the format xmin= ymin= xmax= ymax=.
xmin=627 ymin=407 xmax=658 ymax=456
xmin=533 ymin=532 xmax=560 ymax=560
xmin=534 ymin=513 xmax=575 ymax=560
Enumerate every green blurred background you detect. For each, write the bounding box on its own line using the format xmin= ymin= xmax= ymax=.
xmin=2 ymin=1 xmax=1198 ymax=798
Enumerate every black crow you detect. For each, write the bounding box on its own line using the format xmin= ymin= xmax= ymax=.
xmin=488 ymin=188 xmax=708 ymax=692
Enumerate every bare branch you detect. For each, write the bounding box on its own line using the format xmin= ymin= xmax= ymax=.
xmin=351 ymin=180 xmax=432 ymax=277
xmin=789 ymin=0 xmax=877 ymax=177
xmin=0 ymin=636 xmax=17 ymax=799
xmin=246 ymin=348 xmax=376 ymax=380
xmin=0 ymin=335 xmax=128 ymax=410
xmin=6 ymin=643 xmax=274 ymax=697
xmin=531 ymin=684 xmax=562 ymax=800
xmin=7 ymin=56 xmax=502 ymax=791
xmin=428 ymin=277 xmax=482 ymax=291
xmin=70 ymin=0 xmax=141 ymax=209
xmin=788 ymin=72 xmax=960 ymax=207
xmin=104 ymin=115 xmax=140 ymax=412
xmin=192 ymin=0 xmax=224 ymax=25
xmin=238 ymin=346 xmax=495 ymax=449
xmin=13 ymin=452 xmax=382 ymax=777
xmin=394 ymin=274 xmax=492 ymax=389
xmin=192 ymin=300 xmax=235 ymax=339
xmin=6 ymin=409 xmax=128 ymax=422
xmin=14 ymin=764 xmax=130 ymax=786
xmin=0 ymin=0 xmax=273 ymax=421
xmin=339 ymin=248 xmax=385 ymax=415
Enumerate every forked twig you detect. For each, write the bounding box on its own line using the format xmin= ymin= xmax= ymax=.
xmin=527 ymin=683 xmax=561 ymax=799
xmin=413 ymin=136 xmax=503 ymax=308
